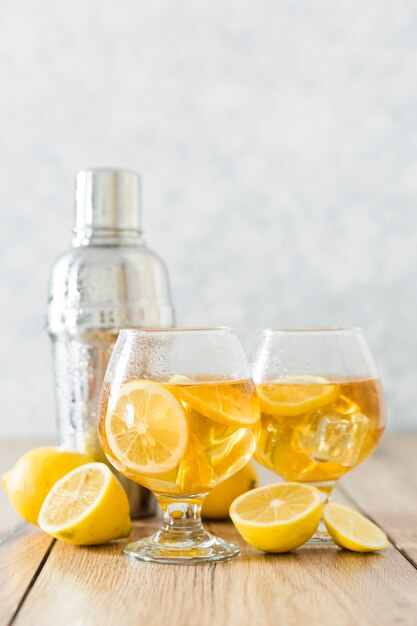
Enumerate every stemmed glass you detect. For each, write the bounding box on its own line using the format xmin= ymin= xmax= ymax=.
xmin=98 ymin=327 xmax=260 ymax=563
xmin=251 ymin=328 xmax=386 ymax=543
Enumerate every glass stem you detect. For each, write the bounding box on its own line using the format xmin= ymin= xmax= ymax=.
xmin=306 ymin=481 xmax=335 ymax=539
xmin=308 ymin=480 xmax=335 ymax=503
xmin=157 ymin=495 xmax=206 ymax=536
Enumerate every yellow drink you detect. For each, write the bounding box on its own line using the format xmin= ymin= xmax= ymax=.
xmin=99 ymin=378 xmax=259 ymax=497
xmin=255 ymin=377 xmax=385 ymax=485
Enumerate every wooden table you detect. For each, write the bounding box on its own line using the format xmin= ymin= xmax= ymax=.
xmin=1 ymin=435 xmax=416 ymax=626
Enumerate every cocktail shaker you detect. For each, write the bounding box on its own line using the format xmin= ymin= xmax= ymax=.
xmin=46 ymin=168 xmax=175 ymax=517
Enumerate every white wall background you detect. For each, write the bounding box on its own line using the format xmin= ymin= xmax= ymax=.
xmin=0 ymin=0 xmax=416 ymax=437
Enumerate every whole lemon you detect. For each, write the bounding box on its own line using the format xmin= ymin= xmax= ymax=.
xmin=202 ymin=462 xmax=258 ymax=519
xmin=1 ymin=446 xmax=92 ymax=525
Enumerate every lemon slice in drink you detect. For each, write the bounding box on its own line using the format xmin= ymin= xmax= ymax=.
xmin=105 ymin=380 xmax=188 ymax=475
xmin=38 ymin=463 xmax=131 ymax=545
xmin=323 ymin=503 xmax=388 ymax=552
xmin=230 ymin=482 xmax=322 ymax=552
xmin=257 ymin=375 xmax=338 ymax=416
xmin=170 ymin=378 xmax=259 ymax=428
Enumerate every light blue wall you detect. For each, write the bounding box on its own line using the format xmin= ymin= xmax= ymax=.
xmin=1 ymin=1 xmax=416 ymax=435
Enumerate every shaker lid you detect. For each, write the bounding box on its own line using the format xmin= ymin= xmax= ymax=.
xmin=74 ymin=168 xmax=142 ymax=234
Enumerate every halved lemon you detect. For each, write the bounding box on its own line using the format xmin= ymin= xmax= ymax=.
xmin=170 ymin=377 xmax=259 ymax=428
xmin=38 ymin=463 xmax=131 ymax=545
xmin=230 ymin=482 xmax=322 ymax=552
xmin=323 ymin=503 xmax=388 ymax=552
xmin=257 ymin=375 xmax=338 ymax=416
xmin=105 ymin=380 xmax=188 ymax=475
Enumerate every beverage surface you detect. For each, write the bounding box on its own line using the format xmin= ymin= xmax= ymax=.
xmin=99 ymin=378 xmax=260 ymax=497
xmin=255 ymin=377 xmax=385 ymax=483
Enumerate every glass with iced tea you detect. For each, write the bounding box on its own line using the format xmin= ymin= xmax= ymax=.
xmin=98 ymin=328 xmax=260 ymax=563
xmin=251 ymin=328 xmax=386 ymax=542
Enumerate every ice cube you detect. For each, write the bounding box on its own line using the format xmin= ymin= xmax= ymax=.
xmin=292 ymin=410 xmax=369 ymax=466
xmin=332 ymin=394 xmax=361 ymax=416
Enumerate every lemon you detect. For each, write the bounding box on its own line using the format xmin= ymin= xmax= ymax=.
xmin=1 ymin=447 xmax=92 ymax=525
xmin=230 ymin=482 xmax=322 ymax=552
xmin=38 ymin=462 xmax=131 ymax=545
xmin=323 ymin=503 xmax=388 ymax=552
xmin=257 ymin=375 xmax=338 ymax=416
xmin=171 ymin=379 xmax=260 ymax=427
xmin=104 ymin=380 xmax=188 ymax=475
xmin=202 ymin=462 xmax=258 ymax=519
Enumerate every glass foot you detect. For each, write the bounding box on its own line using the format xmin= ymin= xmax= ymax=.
xmin=124 ymin=527 xmax=240 ymax=564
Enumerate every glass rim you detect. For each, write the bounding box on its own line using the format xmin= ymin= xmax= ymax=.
xmin=261 ymin=326 xmax=363 ymax=335
xmin=119 ymin=326 xmax=233 ymax=336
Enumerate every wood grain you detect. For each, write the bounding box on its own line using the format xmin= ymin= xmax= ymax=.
xmin=0 ymin=526 xmax=53 ymax=625
xmin=339 ymin=433 xmax=417 ymax=565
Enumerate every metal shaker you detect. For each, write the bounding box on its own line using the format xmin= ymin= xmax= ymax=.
xmin=46 ymin=168 xmax=175 ymax=517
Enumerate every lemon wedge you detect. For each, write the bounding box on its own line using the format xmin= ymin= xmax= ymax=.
xmin=323 ymin=503 xmax=388 ymax=552
xmin=230 ymin=482 xmax=322 ymax=552
xmin=38 ymin=462 xmax=131 ymax=545
xmin=257 ymin=375 xmax=338 ymax=416
xmin=104 ymin=380 xmax=188 ymax=475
